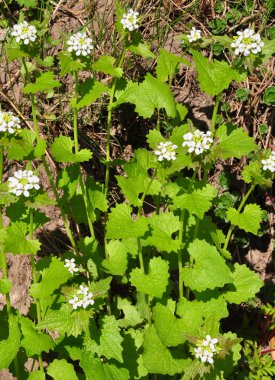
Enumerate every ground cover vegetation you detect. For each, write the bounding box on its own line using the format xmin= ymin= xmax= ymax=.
xmin=0 ymin=0 xmax=274 ymax=379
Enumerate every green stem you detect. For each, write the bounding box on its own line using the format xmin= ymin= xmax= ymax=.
xmin=105 ymin=47 xmax=127 ymax=196
xmin=210 ymin=92 xmax=222 ymax=135
xmin=42 ymin=157 xmax=79 ymax=253
xmin=223 ymin=184 xmax=255 ymax=251
xmin=21 ymin=57 xmax=78 ymax=252
xmin=178 ymin=171 xmax=197 ymax=299
xmin=29 ymin=209 xmax=44 ymax=372
xmin=73 ymin=71 xmax=95 ymax=237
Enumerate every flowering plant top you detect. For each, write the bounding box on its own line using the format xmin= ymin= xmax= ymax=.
xmin=231 ymin=28 xmax=264 ymax=56
xmin=8 ymin=170 xmax=40 ymax=197
xmin=0 ymin=111 xmax=21 ymax=134
xmin=121 ymin=9 xmax=140 ymax=32
xmin=11 ymin=21 xmax=37 ymax=45
xmin=67 ymin=32 xmax=93 ymax=57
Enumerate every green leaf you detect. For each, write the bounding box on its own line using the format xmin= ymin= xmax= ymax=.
xmin=35 ymin=56 xmax=54 ymax=68
xmin=106 ymin=203 xmax=148 ymax=239
xmin=223 ymin=263 xmax=263 ymax=304
xmin=27 ymin=370 xmax=45 ymax=380
xmin=182 ymin=240 xmax=232 ymax=292
xmin=116 ymin=173 xmax=161 ymax=206
xmin=142 ymin=326 xmax=191 ymax=375
xmin=20 ymin=317 xmax=54 ymax=356
xmin=25 ymin=193 xmax=56 ymax=211
xmin=242 ymin=161 xmax=272 ymax=188
xmin=227 ymin=203 xmax=263 ymax=235
xmin=30 ymin=257 xmax=71 ymax=309
xmin=85 ymin=315 xmax=123 ymax=363
xmin=117 ymin=297 xmax=143 ymax=328
xmin=16 ymin=0 xmax=37 ymax=7
xmin=79 ymin=350 xmax=129 ymax=380
xmin=156 ymin=48 xmax=189 ymax=82
xmin=37 ymin=306 xmax=92 ymax=337
xmin=214 ymin=124 xmax=257 ymax=159
xmin=113 ymin=74 xmax=177 ymax=118
xmin=47 ymin=359 xmax=78 ymax=380
xmin=172 ymin=184 xmax=217 ymax=219
xmin=23 ymin=72 xmax=61 ymax=94
xmin=192 ymin=50 xmax=246 ymax=96
xmin=7 ymin=130 xmax=46 ymax=160
xmin=3 ymin=221 xmax=41 ymax=255
xmin=57 ymin=165 xmax=80 ymax=200
xmin=127 ymin=33 xmax=155 ymax=59
xmin=92 ymin=55 xmax=123 ymax=78
xmin=143 ymin=212 xmax=181 ymax=252
xmin=51 ymin=135 xmax=92 ymax=163
xmin=86 ymin=178 xmax=108 ymax=221
xmin=71 ymin=79 xmax=107 ymax=109
xmin=102 ymin=240 xmax=128 ymax=276
xmin=0 ymin=279 xmax=12 ymax=294
xmin=58 ymin=51 xmax=84 ymax=76
xmin=0 ymin=315 xmax=21 ymax=370
xmin=130 ymin=257 xmax=169 ymax=298
xmin=89 ymin=276 xmax=112 ymax=296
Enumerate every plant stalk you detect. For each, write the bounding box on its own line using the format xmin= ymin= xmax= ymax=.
xmin=73 ymin=71 xmax=95 ymax=238
xmin=211 ymin=92 xmax=222 ymax=135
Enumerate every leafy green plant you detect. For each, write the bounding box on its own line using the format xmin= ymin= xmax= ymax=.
xmin=0 ymin=1 xmax=274 ymax=379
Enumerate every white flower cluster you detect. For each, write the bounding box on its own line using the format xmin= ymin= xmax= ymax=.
xmin=121 ymin=9 xmax=139 ymax=32
xmin=194 ymin=335 xmax=218 ymax=364
xmin=231 ymin=28 xmax=264 ymax=57
xmin=182 ymin=130 xmax=213 ymax=155
xmin=261 ymin=151 xmax=275 ymax=173
xmin=11 ymin=21 xmax=37 ymax=45
xmin=8 ymin=170 xmax=40 ymax=197
xmin=64 ymin=258 xmax=79 ymax=275
xmin=69 ymin=285 xmax=94 ymax=310
xmin=155 ymin=141 xmax=178 ymax=162
xmin=0 ymin=111 xmax=21 ymax=134
xmin=186 ymin=27 xmax=202 ymax=43
xmin=67 ymin=32 xmax=93 ymax=57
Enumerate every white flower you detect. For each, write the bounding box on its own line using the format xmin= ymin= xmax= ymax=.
xmin=261 ymin=151 xmax=275 ymax=173
xmin=121 ymin=9 xmax=139 ymax=32
xmin=186 ymin=27 xmax=202 ymax=43
xmin=67 ymin=32 xmax=93 ymax=57
xmin=0 ymin=111 xmax=21 ymax=134
xmin=155 ymin=141 xmax=178 ymax=161
xmin=64 ymin=258 xmax=79 ymax=275
xmin=182 ymin=130 xmax=213 ymax=155
xmin=194 ymin=335 xmax=218 ymax=364
xmin=231 ymin=28 xmax=264 ymax=57
xmin=8 ymin=170 xmax=40 ymax=197
xmin=68 ymin=284 xmax=94 ymax=310
xmin=11 ymin=21 xmax=37 ymax=45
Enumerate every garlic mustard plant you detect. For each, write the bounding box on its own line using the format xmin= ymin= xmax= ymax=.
xmin=64 ymin=258 xmax=79 ymax=275
xmin=231 ymin=28 xmax=264 ymax=56
xmin=8 ymin=170 xmax=40 ymax=197
xmin=261 ymin=151 xmax=275 ymax=172
xmin=68 ymin=285 xmax=94 ymax=310
xmin=155 ymin=141 xmax=178 ymax=161
xmin=182 ymin=130 xmax=213 ymax=155
xmin=186 ymin=27 xmax=202 ymax=42
xmin=194 ymin=335 xmax=219 ymax=364
xmin=0 ymin=111 xmax=21 ymax=134
xmin=67 ymin=32 xmax=93 ymax=56
xmin=11 ymin=21 xmax=37 ymax=45
xmin=121 ymin=9 xmax=139 ymax=32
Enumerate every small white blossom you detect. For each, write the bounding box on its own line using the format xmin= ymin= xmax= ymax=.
xmin=194 ymin=335 xmax=218 ymax=364
xmin=121 ymin=9 xmax=139 ymax=32
xmin=69 ymin=284 xmax=94 ymax=310
xmin=231 ymin=28 xmax=264 ymax=57
xmin=67 ymin=32 xmax=93 ymax=56
xmin=182 ymin=130 xmax=213 ymax=155
xmin=64 ymin=258 xmax=79 ymax=275
xmin=0 ymin=111 xmax=21 ymax=134
xmin=8 ymin=170 xmax=40 ymax=197
xmin=186 ymin=27 xmax=202 ymax=43
xmin=155 ymin=141 xmax=178 ymax=162
xmin=261 ymin=151 xmax=275 ymax=173
xmin=11 ymin=21 xmax=37 ymax=45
